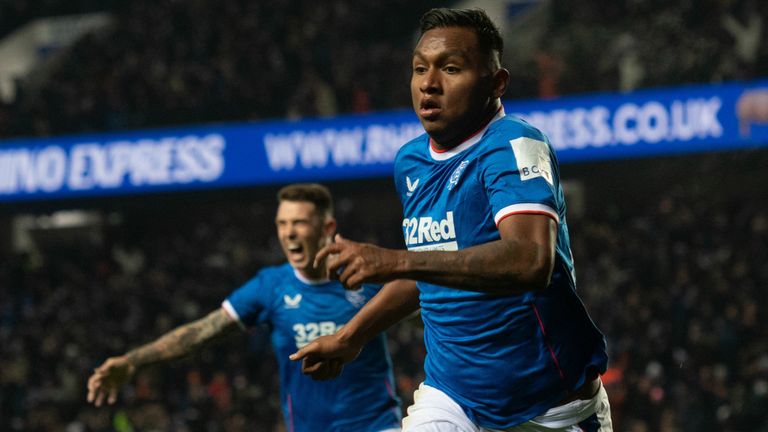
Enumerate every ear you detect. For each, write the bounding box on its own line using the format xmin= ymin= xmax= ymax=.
xmin=491 ymin=68 xmax=510 ymax=99
xmin=323 ymin=217 xmax=337 ymax=239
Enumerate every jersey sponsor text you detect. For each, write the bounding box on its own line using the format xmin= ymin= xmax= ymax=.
xmin=403 ymin=211 xmax=457 ymax=251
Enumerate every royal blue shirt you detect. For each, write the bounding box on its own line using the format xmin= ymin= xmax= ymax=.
xmin=223 ymin=263 xmax=401 ymax=432
xmin=394 ymin=109 xmax=608 ymax=429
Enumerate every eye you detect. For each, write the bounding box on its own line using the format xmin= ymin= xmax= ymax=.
xmin=444 ymin=66 xmax=460 ymax=74
xmin=413 ymin=65 xmax=427 ymax=74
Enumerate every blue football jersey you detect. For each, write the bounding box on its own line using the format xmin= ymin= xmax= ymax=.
xmin=223 ymin=263 xmax=401 ymax=432
xmin=394 ymin=109 xmax=608 ymax=429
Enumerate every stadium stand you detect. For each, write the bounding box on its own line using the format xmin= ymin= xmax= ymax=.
xmin=1 ymin=0 xmax=766 ymax=139
xmin=563 ymin=150 xmax=768 ymax=431
xmin=0 ymin=0 xmax=443 ymax=139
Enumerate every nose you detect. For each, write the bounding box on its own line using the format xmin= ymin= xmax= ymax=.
xmin=419 ymin=68 xmax=440 ymax=94
xmin=287 ymin=225 xmax=298 ymax=239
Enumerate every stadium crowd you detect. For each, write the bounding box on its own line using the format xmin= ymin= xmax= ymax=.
xmin=0 ymin=0 xmax=767 ymax=139
xmin=1 ymin=150 xmax=767 ymax=431
xmin=520 ymin=0 xmax=768 ymax=97
xmin=0 ymin=0 xmax=442 ymax=139
xmin=564 ymin=150 xmax=768 ymax=431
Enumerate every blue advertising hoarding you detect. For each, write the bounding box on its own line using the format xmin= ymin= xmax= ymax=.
xmin=509 ymin=80 xmax=768 ymax=162
xmin=1 ymin=80 xmax=767 ymax=202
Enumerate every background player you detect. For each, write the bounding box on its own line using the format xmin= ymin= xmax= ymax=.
xmin=291 ymin=8 xmax=612 ymax=431
xmin=87 ymin=183 xmax=405 ymax=432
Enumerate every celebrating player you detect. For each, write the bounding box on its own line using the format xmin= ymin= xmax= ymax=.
xmin=87 ymin=183 xmax=406 ymax=432
xmin=290 ymin=8 xmax=613 ymax=431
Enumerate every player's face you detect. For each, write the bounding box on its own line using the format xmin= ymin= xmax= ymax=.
xmin=411 ymin=27 xmax=505 ymax=148
xmin=275 ymin=200 xmax=335 ymax=277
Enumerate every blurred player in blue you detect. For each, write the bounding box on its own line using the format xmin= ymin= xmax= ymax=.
xmin=290 ymin=8 xmax=613 ymax=432
xmin=87 ymin=183 xmax=404 ymax=432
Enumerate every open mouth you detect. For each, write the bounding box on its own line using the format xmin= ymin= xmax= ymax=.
xmin=286 ymin=243 xmax=305 ymax=261
xmin=419 ymin=99 xmax=441 ymax=119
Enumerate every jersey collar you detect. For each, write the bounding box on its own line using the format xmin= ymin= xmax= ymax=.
xmin=293 ymin=269 xmax=331 ymax=285
xmin=429 ymin=106 xmax=505 ymax=161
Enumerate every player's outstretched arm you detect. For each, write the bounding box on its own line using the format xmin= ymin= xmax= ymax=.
xmin=87 ymin=307 xmax=239 ymax=406
xmin=290 ymin=279 xmax=419 ymax=380
xmin=317 ymin=214 xmax=555 ymax=295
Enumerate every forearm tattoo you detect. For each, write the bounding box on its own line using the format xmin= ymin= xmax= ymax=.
xmin=125 ymin=309 xmax=236 ymax=367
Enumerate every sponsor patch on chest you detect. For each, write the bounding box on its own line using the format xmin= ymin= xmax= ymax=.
xmin=402 ymin=211 xmax=458 ymax=251
xmin=510 ymin=137 xmax=553 ymax=186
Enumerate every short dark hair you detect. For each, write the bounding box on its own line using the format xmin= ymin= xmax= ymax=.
xmin=419 ymin=8 xmax=503 ymax=69
xmin=277 ymin=183 xmax=333 ymax=218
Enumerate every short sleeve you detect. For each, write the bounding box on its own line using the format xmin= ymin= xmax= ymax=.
xmin=222 ymin=272 xmax=274 ymax=328
xmin=482 ymin=134 xmax=560 ymax=227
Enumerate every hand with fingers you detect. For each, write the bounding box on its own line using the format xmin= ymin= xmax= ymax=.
xmin=289 ymin=333 xmax=363 ymax=380
xmin=315 ymin=234 xmax=402 ymax=290
xmin=86 ymin=356 xmax=136 ymax=406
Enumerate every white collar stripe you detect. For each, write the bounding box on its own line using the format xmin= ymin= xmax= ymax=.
xmin=293 ymin=269 xmax=330 ymax=285
xmin=429 ymin=107 xmax=506 ymax=161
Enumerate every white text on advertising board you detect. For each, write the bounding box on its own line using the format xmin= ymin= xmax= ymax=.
xmin=263 ymin=123 xmax=423 ymax=171
xmin=518 ymin=97 xmax=723 ymax=149
xmin=0 ymin=134 xmax=225 ymax=195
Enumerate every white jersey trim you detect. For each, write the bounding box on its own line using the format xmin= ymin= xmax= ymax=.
xmin=293 ymin=269 xmax=331 ymax=285
xmin=429 ymin=108 xmax=506 ymax=161
xmin=494 ymin=203 xmax=560 ymax=226
xmin=221 ymin=300 xmax=246 ymax=330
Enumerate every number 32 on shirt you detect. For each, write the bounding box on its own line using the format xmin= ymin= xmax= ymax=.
xmin=292 ymin=321 xmax=343 ymax=348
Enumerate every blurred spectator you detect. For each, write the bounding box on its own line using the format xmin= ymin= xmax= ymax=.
xmin=286 ymin=69 xmax=338 ymax=120
xmin=0 ymin=0 xmax=124 ymax=38
xmin=534 ymin=50 xmax=562 ymax=98
xmin=722 ymin=1 xmax=763 ymax=64
xmin=609 ymin=33 xmax=645 ymax=92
